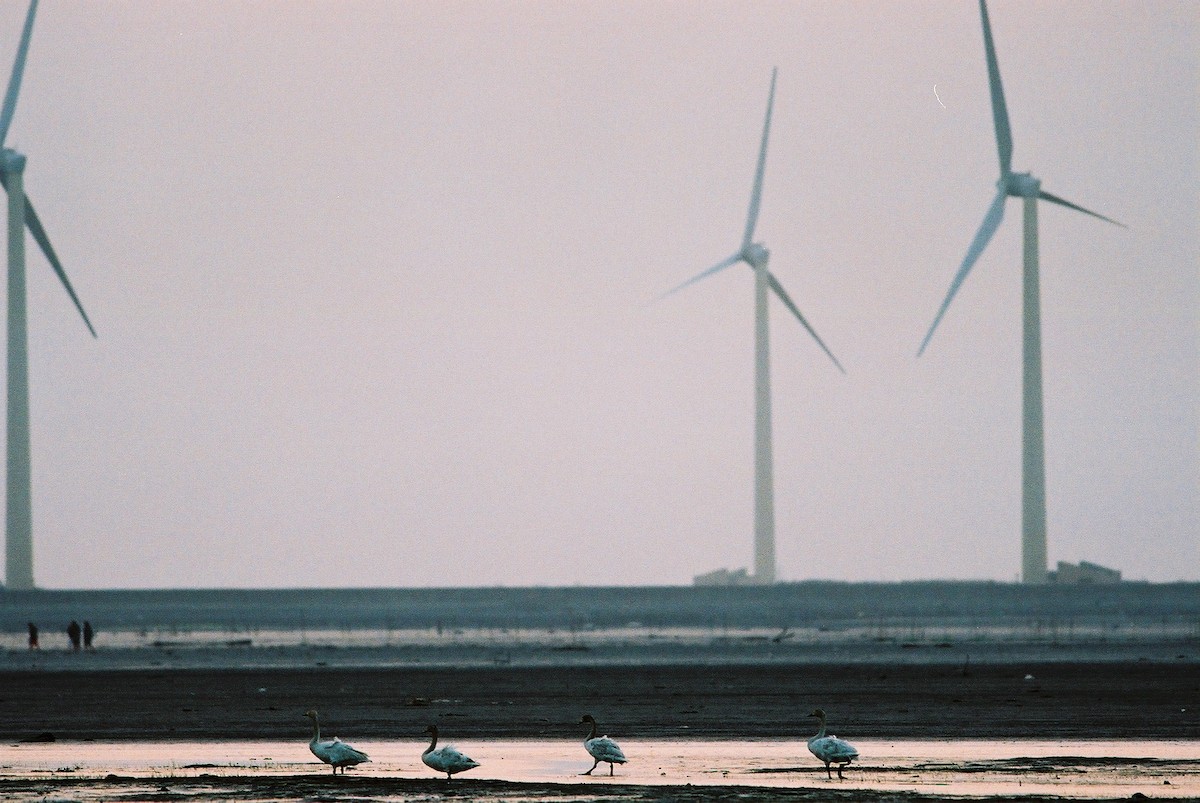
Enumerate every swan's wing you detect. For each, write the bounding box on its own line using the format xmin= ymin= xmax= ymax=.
xmin=311 ymin=738 xmax=346 ymax=762
xmin=424 ymin=746 xmax=479 ymax=772
xmin=441 ymin=745 xmax=475 ymax=761
xmin=810 ymin=735 xmax=858 ymax=762
xmin=422 ymin=749 xmax=448 ymax=771
xmin=586 ymin=736 xmax=627 ymax=763
xmin=828 ymin=736 xmax=858 ymax=759
xmin=327 ymin=740 xmax=370 ymax=764
xmin=442 ymin=744 xmax=480 ymax=770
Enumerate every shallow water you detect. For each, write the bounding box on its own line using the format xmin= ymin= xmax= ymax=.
xmin=5 ymin=621 xmax=1195 ymax=671
xmin=2 ymin=738 xmax=1197 ymax=799
xmin=7 ymin=621 xmax=1196 ymax=652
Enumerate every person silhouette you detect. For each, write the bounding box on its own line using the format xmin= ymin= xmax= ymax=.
xmin=27 ymin=622 xmax=38 ymax=650
xmin=83 ymin=621 xmax=94 ymax=650
xmin=66 ymin=620 xmax=81 ymax=652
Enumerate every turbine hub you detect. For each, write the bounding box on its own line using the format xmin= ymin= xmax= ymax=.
xmin=744 ymin=242 xmax=769 ymax=269
xmin=1003 ymin=171 xmax=1041 ymax=198
xmin=0 ymin=148 xmax=26 ymax=174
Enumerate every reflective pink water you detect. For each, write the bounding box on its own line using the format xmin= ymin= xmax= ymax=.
xmin=3 ymin=738 xmax=1198 ymax=798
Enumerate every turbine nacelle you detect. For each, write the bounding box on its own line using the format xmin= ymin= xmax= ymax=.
xmin=1 ymin=0 xmax=99 ymax=590
xmin=919 ymin=0 xmax=1128 ymax=585
xmin=743 ymin=242 xmax=769 ymax=269
xmin=1002 ymin=171 xmax=1041 ymax=198
xmin=1 ymin=148 xmax=25 ymax=173
xmin=653 ymin=67 xmax=844 ymax=378
xmin=920 ymin=2 xmax=1125 ymax=359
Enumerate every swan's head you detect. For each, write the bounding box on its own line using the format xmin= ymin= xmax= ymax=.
xmin=303 ymin=709 xmax=318 ymax=720
xmin=807 ymin=708 xmax=827 ymax=720
xmin=580 ymin=714 xmax=596 ymax=725
xmin=424 ymin=724 xmax=438 ymax=735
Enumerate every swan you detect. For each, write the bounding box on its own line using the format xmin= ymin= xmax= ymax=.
xmin=421 ymin=724 xmax=480 ymax=779
xmin=807 ymin=708 xmax=858 ymax=779
xmin=580 ymin=714 xmax=627 ymax=776
xmin=303 ymin=709 xmax=370 ymax=774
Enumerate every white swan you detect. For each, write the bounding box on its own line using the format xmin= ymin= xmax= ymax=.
xmin=421 ymin=724 xmax=480 ymax=779
xmin=580 ymin=714 xmax=627 ymax=776
xmin=303 ymin=709 xmax=370 ymax=774
xmin=807 ymin=708 xmax=858 ymax=780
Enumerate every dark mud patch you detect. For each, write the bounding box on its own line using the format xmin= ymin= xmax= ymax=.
xmin=0 ymin=774 xmax=1079 ymax=802
xmin=916 ymin=756 xmax=1200 ymax=774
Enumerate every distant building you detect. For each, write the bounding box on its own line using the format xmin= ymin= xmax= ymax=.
xmin=1049 ymin=561 xmax=1121 ymax=585
xmin=693 ymin=567 xmax=754 ymax=587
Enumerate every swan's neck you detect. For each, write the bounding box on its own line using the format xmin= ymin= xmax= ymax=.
xmin=424 ymin=729 xmax=438 ymax=755
xmin=585 ymin=720 xmax=598 ymax=741
xmin=309 ymin=718 xmax=321 ymax=745
xmin=812 ymin=717 xmax=827 ymax=739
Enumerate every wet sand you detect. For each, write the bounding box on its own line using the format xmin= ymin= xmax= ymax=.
xmin=1 ymin=738 xmax=1199 ymax=801
xmin=1 ymin=600 xmax=1197 ymax=801
xmin=1 ymin=660 xmax=1197 ymax=742
xmin=1 ymin=649 xmax=1198 ymax=800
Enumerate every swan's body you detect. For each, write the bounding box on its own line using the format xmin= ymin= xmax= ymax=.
xmin=422 ymin=724 xmax=480 ymax=779
xmin=807 ymin=708 xmax=858 ymax=780
xmin=580 ymin=714 xmax=627 ymax=776
xmin=304 ymin=709 xmax=370 ymax=774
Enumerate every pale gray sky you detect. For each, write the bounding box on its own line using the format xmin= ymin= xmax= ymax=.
xmin=3 ymin=1 xmax=1195 ymax=588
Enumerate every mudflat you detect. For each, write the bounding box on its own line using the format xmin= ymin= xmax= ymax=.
xmin=0 ymin=776 xmax=1025 ymax=802
xmin=1 ymin=660 xmax=1196 ymax=743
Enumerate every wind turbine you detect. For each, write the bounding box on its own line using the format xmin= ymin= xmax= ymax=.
xmin=659 ymin=68 xmax=844 ymax=586
xmin=918 ymin=0 xmax=1123 ymax=584
xmin=1 ymin=0 xmax=96 ymax=590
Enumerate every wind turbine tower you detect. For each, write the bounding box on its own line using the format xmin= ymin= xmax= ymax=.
xmin=660 ymin=69 xmax=844 ymax=585
xmin=918 ymin=0 xmax=1124 ymax=584
xmin=1 ymin=0 xmax=96 ymax=590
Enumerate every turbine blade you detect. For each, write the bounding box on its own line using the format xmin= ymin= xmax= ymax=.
xmin=24 ymin=193 xmax=97 ymax=337
xmin=917 ymin=190 xmax=1007 ymax=357
xmin=652 ymin=253 xmax=743 ymax=303
xmin=741 ymin=67 xmax=776 ymax=251
xmin=767 ymin=272 xmax=845 ymax=374
xmin=0 ymin=0 xmax=37 ymax=149
xmin=979 ymin=0 xmax=1013 ymax=176
xmin=1038 ymin=190 xmax=1126 ymax=228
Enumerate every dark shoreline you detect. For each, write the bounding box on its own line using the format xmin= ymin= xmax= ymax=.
xmin=0 ymin=775 xmax=1081 ymax=803
xmin=4 ymin=582 xmax=1198 ymax=632
xmin=2 ymin=660 xmax=1197 ymax=743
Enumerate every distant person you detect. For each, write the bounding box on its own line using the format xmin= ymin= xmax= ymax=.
xmin=83 ymin=621 xmax=95 ymax=650
xmin=66 ymin=620 xmax=81 ymax=652
xmin=27 ymin=622 xmax=38 ymax=650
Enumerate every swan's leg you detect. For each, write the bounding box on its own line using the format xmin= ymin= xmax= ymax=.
xmin=583 ymin=758 xmax=600 ymax=775
xmin=825 ymin=761 xmax=832 ymax=779
xmin=609 ymin=761 xmax=614 ymax=776
xmin=837 ymin=763 xmax=845 ymax=780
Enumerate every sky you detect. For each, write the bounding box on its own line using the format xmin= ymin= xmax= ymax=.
xmin=0 ymin=1 xmax=1194 ymax=589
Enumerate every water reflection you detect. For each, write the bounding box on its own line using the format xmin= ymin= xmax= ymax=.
xmin=3 ymin=739 xmax=1197 ymax=799
xmin=3 ymin=622 xmax=1195 ymax=672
